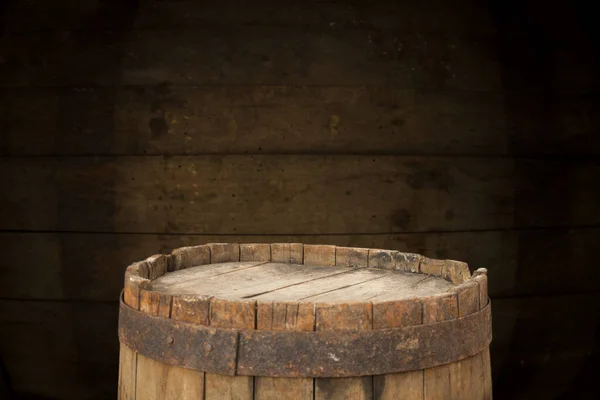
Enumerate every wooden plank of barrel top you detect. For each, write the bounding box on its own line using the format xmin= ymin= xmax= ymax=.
xmin=117 ymin=243 xmax=493 ymax=400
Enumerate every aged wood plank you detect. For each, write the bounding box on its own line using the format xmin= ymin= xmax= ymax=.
xmin=171 ymin=295 xmax=210 ymax=325
xmin=458 ymin=280 xmax=480 ymax=317
xmin=315 ymin=302 xmax=373 ymax=399
xmin=0 ymin=86 xmax=501 ymax=157
xmin=3 ymin=228 xmax=599 ymax=302
xmin=482 ymin=350 xmax=493 ymax=399
xmin=335 ymin=247 xmax=369 ymax=267
xmin=136 ymin=288 xmax=204 ymax=399
xmin=271 ymin=243 xmax=303 ymax=264
xmin=372 ymin=298 xmax=423 ymax=399
xmin=205 ymin=299 xmax=255 ymax=400
xmin=3 ymin=87 xmax=597 ymax=157
xmin=253 ymin=268 xmax=387 ymax=302
xmin=370 ymin=276 xmax=455 ymax=302
xmin=154 ymin=261 xmax=266 ymax=289
xmin=255 ymin=302 xmax=315 ymax=400
xmin=6 ymin=156 xmax=600 ymax=234
xmin=153 ymin=263 xmax=352 ymax=298
xmin=240 ymin=243 xmax=271 ymax=262
xmin=118 ymin=343 xmax=136 ymax=400
xmin=0 ymin=29 xmax=500 ymax=90
xmin=171 ymin=244 xmax=210 ymax=270
xmin=303 ymin=272 xmax=441 ymax=303
xmin=120 ymin=262 xmax=147 ymax=398
xmin=423 ymin=292 xmax=459 ymax=399
xmin=447 ymin=352 xmax=486 ymax=400
xmin=304 ymin=244 xmax=336 ymax=266
xmin=152 ymin=263 xmax=455 ymax=302
xmin=422 ymin=293 xmax=458 ymax=324
xmin=1 ymin=0 xmax=494 ymax=35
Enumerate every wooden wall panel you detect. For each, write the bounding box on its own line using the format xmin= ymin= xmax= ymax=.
xmin=0 ymin=28 xmax=501 ymax=90
xmin=2 ymin=156 xmax=599 ymax=234
xmin=1 ymin=0 xmax=492 ymax=35
xmin=0 ymin=87 xmax=511 ymax=156
xmin=2 ymin=88 xmax=598 ymax=157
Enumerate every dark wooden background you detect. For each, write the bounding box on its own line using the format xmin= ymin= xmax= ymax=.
xmin=0 ymin=0 xmax=599 ymax=398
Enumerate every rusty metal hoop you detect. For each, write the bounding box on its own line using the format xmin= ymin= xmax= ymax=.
xmin=118 ymin=293 xmax=492 ymax=378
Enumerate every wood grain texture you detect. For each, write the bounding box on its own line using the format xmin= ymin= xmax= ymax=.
xmin=2 ymin=157 xmax=598 ymax=234
xmin=3 ymin=228 xmax=599 ymax=302
xmin=155 ymin=262 xmax=351 ymax=298
xmin=152 ymin=262 xmax=453 ymax=302
xmin=255 ymin=302 xmax=315 ymax=400
xmin=0 ymin=28 xmax=500 ymax=90
xmin=171 ymin=295 xmax=210 ymax=325
xmin=0 ymin=0 xmax=494 ymax=35
xmin=373 ymin=298 xmax=424 ymax=399
xmin=422 ymin=293 xmax=459 ymax=324
xmin=423 ymin=293 xmax=459 ymax=399
xmin=458 ymin=280 xmax=480 ymax=317
xmin=205 ymin=299 xmax=255 ymax=400
xmin=118 ymin=343 xmax=136 ymax=400
xmin=119 ymin=264 xmax=146 ymax=399
xmin=448 ymin=353 xmax=486 ymax=400
xmin=482 ymin=350 xmax=493 ymax=399
xmin=136 ymin=290 xmax=204 ymax=400
xmin=172 ymin=244 xmax=210 ymax=270
xmin=304 ymin=244 xmax=336 ymax=266
xmin=271 ymin=243 xmax=304 ymax=264
xmin=368 ymin=249 xmax=397 ymax=270
xmin=240 ymin=243 xmax=271 ymax=262
xmin=2 ymin=87 xmax=597 ymax=157
xmin=315 ymin=302 xmax=374 ymax=400
xmin=335 ymin=247 xmax=369 ymax=267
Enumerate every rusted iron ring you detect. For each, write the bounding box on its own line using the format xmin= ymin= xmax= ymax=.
xmin=118 ymin=294 xmax=492 ymax=378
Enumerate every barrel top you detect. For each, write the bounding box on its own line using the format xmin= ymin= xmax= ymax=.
xmin=150 ymin=261 xmax=456 ymax=303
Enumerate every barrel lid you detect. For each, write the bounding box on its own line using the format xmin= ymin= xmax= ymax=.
xmin=126 ymin=243 xmax=481 ymax=305
xmin=151 ymin=261 xmax=455 ymax=303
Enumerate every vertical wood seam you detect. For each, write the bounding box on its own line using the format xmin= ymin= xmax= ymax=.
xmin=134 ymin=352 xmax=138 ymax=400
xmin=421 ymin=370 xmax=425 ymax=400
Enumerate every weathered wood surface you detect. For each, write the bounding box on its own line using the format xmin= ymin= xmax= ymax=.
xmin=1 ymin=294 xmax=597 ymax=399
xmin=0 ymin=0 xmax=495 ymax=35
xmin=373 ymin=297 xmax=424 ymax=399
xmin=152 ymin=262 xmax=454 ymax=301
xmin=314 ymin=302 xmax=374 ymax=400
xmin=2 ymin=157 xmax=598 ymax=234
xmin=255 ymin=302 xmax=314 ymax=399
xmin=0 ymin=87 xmax=504 ymax=156
xmin=2 ymin=228 xmax=598 ymax=302
xmin=0 ymin=27 xmax=501 ymax=91
xmin=205 ymin=299 xmax=255 ymax=400
xmin=135 ymin=290 xmax=204 ymax=399
xmin=422 ymin=290 xmax=488 ymax=399
xmin=2 ymin=87 xmax=596 ymax=156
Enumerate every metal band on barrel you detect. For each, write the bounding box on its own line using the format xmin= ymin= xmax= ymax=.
xmin=118 ymin=293 xmax=492 ymax=378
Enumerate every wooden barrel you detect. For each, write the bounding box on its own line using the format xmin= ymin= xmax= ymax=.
xmin=118 ymin=243 xmax=492 ymax=399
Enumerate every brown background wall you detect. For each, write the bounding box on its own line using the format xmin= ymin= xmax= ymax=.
xmin=0 ymin=0 xmax=599 ymax=398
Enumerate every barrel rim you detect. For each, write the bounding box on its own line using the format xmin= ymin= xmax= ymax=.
xmin=118 ymin=291 xmax=492 ymax=378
